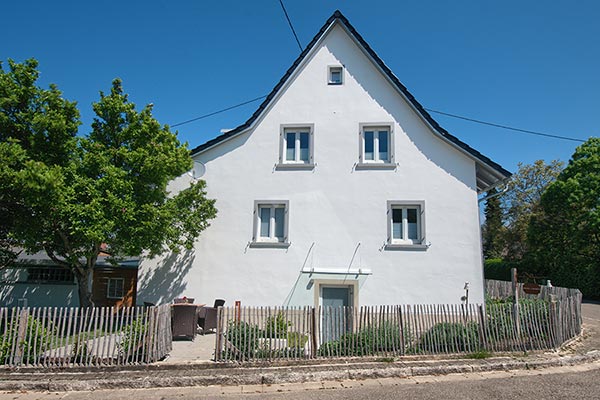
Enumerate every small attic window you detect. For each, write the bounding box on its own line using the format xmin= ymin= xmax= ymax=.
xmin=328 ymin=66 xmax=343 ymax=85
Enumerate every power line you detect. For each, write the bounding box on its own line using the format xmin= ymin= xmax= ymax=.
xmin=426 ymin=108 xmax=585 ymax=143
xmin=170 ymin=95 xmax=267 ymax=128
xmin=278 ymin=0 xmax=303 ymax=52
xmin=170 ymin=96 xmax=586 ymax=144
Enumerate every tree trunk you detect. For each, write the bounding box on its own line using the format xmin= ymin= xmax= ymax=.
xmin=76 ymin=267 xmax=95 ymax=308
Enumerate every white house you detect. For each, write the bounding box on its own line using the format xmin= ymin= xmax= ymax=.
xmin=137 ymin=10 xmax=510 ymax=308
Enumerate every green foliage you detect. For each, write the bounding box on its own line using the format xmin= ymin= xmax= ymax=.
xmin=224 ymin=320 xmax=261 ymax=360
xmin=318 ymin=321 xmax=412 ymax=357
xmin=263 ymin=312 xmax=292 ymax=338
xmin=501 ymin=160 xmax=563 ymax=260
xmin=0 ymin=315 xmax=53 ymax=365
xmin=528 ymin=138 xmax=600 ymax=298
xmin=223 ymin=317 xmax=308 ymax=360
xmin=286 ymin=331 xmax=308 ymax=348
xmin=465 ymin=350 xmax=492 ymax=359
xmin=482 ymin=188 xmax=504 ymax=259
xmin=485 ymin=297 xmax=551 ymax=344
xmin=484 ymin=258 xmax=523 ymax=281
xmin=0 ymin=58 xmax=79 ymax=270
xmin=417 ymin=322 xmax=480 ymax=353
xmin=0 ymin=60 xmax=217 ymax=307
xmin=71 ymin=337 xmax=90 ymax=364
xmin=117 ymin=318 xmax=147 ymax=360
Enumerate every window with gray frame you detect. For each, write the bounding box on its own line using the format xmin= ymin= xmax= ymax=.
xmin=358 ymin=124 xmax=395 ymax=168
xmin=107 ymin=278 xmax=125 ymax=299
xmin=387 ymin=201 xmax=426 ymax=247
xmin=278 ymin=125 xmax=314 ymax=168
xmin=251 ymin=201 xmax=290 ymax=247
xmin=328 ymin=65 xmax=343 ymax=85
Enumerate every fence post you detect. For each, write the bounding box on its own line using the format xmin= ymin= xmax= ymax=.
xmin=145 ymin=306 xmax=157 ymax=363
xmin=214 ymin=306 xmax=223 ymax=362
xmin=548 ymin=295 xmax=561 ymax=347
xmin=13 ymin=308 xmax=29 ymax=366
xmin=511 ymin=268 xmax=521 ymax=347
xmin=478 ymin=304 xmax=488 ymax=351
xmin=310 ymin=307 xmax=318 ymax=358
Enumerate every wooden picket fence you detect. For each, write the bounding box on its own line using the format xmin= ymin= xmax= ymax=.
xmin=0 ymin=304 xmax=172 ymax=367
xmin=485 ymin=279 xmax=581 ymax=302
xmin=214 ymin=286 xmax=582 ymax=362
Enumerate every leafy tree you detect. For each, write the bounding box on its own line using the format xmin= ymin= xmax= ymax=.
xmin=482 ymin=187 xmax=504 ymax=259
xmin=501 ymin=160 xmax=563 ymax=260
xmin=0 ymin=59 xmax=217 ymax=307
xmin=0 ymin=58 xmax=79 ymax=269
xmin=528 ymin=138 xmax=600 ymax=297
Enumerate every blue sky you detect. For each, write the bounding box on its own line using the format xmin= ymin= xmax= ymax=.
xmin=2 ymin=1 xmax=598 ymax=173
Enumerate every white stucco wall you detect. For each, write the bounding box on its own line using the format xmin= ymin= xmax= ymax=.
xmin=138 ymin=24 xmax=485 ymax=307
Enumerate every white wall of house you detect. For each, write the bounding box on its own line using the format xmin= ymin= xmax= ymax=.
xmin=138 ymin=24 xmax=485 ymax=307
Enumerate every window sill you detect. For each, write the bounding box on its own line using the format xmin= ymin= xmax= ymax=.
xmin=275 ymin=163 xmax=315 ymax=171
xmin=249 ymin=241 xmax=291 ymax=249
xmin=384 ymin=243 xmax=428 ymax=251
xmin=355 ymin=163 xmax=397 ymax=170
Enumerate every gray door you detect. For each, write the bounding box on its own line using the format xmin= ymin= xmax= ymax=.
xmin=321 ymin=287 xmax=352 ymax=343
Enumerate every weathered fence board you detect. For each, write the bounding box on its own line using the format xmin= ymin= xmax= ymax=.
xmin=0 ymin=304 xmax=172 ymax=367
xmin=214 ymin=281 xmax=582 ymax=363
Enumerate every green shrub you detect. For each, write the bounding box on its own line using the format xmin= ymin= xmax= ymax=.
xmin=255 ymin=346 xmax=305 ymax=359
xmin=117 ymin=318 xmax=147 ymax=360
xmin=223 ymin=320 xmax=261 ymax=360
xmin=318 ymin=321 xmax=413 ymax=357
xmin=485 ymin=297 xmax=551 ymax=345
xmin=0 ymin=316 xmax=53 ymax=365
xmin=286 ymin=331 xmax=308 ymax=348
xmin=418 ymin=322 xmax=480 ymax=353
xmin=484 ymin=259 xmax=523 ymax=281
xmin=70 ymin=337 xmax=90 ymax=364
xmin=263 ymin=312 xmax=292 ymax=338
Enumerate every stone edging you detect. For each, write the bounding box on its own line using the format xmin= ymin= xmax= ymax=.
xmin=0 ymin=351 xmax=598 ymax=392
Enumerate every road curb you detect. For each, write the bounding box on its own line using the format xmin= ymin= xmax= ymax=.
xmin=1 ymin=351 xmax=599 ymax=392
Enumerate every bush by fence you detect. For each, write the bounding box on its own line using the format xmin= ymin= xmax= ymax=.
xmin=214 ymin=281 xmax=582 ymax=362
xmin=0 ymin=304 xmax=172 ymax=367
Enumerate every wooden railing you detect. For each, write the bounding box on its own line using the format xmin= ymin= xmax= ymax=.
xmin=0 ymin=304 xmax=172 ymax=367
xmin=214 ymin=288 xmax=582 ymax=362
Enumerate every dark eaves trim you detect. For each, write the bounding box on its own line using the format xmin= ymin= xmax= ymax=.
xmin=189 ymin=10 xmax=511 ymax=180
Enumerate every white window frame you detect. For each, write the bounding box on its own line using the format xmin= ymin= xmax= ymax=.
xmin=328 ymin=65 xmax=344 ymax=85
xmin=251 ymin=200 xmax=290 ymax=248
xmin=107 ymin=277 xmax=125 ymax=299
xmin=386 ymin=201 xmax=427 ymax=249
xmin=358 ymin=123 xmax=396 ymax=169
xmin=277 ymin=124 xmax=315 ymax=170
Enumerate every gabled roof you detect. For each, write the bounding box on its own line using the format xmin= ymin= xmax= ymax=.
xmin=190 ymin=10 xmax=511 ymax=192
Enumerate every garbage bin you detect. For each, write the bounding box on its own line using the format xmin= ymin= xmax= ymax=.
xmin=171 ymin=304 xmax=197 ymax=340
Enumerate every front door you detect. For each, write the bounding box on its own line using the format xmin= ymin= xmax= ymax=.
xmin=321 ymin=286 xmax=352 ymax=343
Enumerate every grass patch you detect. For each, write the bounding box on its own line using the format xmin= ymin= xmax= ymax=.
xmin=465 ymin=350 xmax=493 ymax=359
xmin=375 ymin=357 xmax=395 ymax=363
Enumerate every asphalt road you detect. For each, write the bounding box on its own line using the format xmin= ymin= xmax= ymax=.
xmin=2 ymin=362 xmax=599 ymax=400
